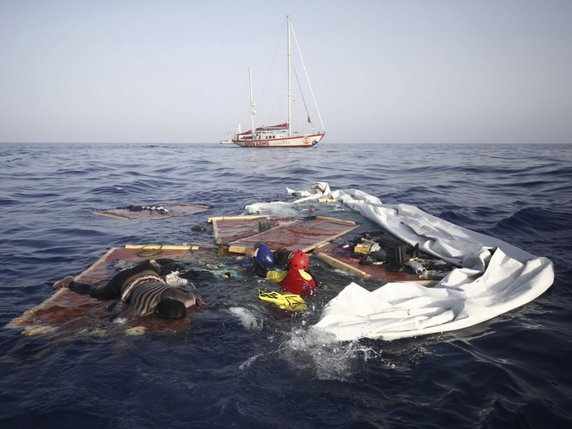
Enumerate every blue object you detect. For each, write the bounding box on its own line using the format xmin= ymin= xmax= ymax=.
xmin=255 ymin=244 xmax=275 ymax=270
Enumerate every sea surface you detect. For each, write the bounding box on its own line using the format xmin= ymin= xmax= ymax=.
xmin=0 ymin=142 xmax=571 ymax=428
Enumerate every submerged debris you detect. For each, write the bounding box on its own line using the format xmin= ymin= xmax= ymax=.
xmin=335 ymin=232 xmax=456 ymax=278
xmin=125 ymin=205 xmax=170 ymax=215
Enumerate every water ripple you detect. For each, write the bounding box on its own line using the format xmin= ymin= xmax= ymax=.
xmin=0 ymin=143 xmax=570 ymax=428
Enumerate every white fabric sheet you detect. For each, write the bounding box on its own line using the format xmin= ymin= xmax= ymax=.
xmin=246 ymin=183 xmax=555 ymax=341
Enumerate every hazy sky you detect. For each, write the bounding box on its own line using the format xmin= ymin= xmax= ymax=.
xmin=1 ymin=0 xmax=571 ymax=144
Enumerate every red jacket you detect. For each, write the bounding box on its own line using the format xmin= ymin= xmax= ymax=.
xmin=280 ymin=269 xmax=316 ymax=296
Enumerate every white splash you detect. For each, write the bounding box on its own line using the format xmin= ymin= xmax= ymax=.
xmin=239 ymin=353 xmax=264 ymax=371
xmin=228 ymin=306 xmax=262 ymax=331
xmin=278 ymin=327 xmax=382 ymax=381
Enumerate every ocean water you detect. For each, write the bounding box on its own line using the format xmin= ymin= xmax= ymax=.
xmin=0 ymin=142 xmax=571 ymax=428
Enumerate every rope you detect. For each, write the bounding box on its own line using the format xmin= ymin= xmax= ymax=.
xmin=136 ymin=244 xmax=163 ymax=258
xmin=293 ymin=65 xmax=314 ymax=130
xmin=290 ymin=23 xmax=325 ymax=131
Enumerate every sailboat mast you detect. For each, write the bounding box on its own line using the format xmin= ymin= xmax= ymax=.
xmin=249 ymin=67 xmax=255 ymax=136
xmin=287 ymin=15 xmax=292 ymax=137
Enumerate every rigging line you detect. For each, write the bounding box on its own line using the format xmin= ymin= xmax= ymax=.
xmin=293 ymin=64 xmax=314 ymax=131
xmin=290 ymin=23 xmax=325 ymax=131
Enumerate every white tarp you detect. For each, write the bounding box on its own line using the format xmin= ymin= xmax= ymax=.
xmin=246 ymin=183 xmax=555 ymax=341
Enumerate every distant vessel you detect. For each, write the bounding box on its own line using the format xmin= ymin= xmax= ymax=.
xmin=219 ymin=135 xmax=233 ymax=144
xmin=232 ymin=16 xmax=325 ymax=148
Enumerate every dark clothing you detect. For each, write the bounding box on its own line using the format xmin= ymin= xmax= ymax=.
xmin=252 ymin=258 xmax=270 ymax=278
xmin=126 ymin=280 xmax=173 ymax=316
xmin=68 ymin=260 xmax=198 ymax=317
xmin=69 ymin=260 xmax=161 ymax=301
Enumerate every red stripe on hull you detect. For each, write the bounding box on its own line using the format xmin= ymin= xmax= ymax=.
xmin=232 ymin=133 xmax=325 ymax=148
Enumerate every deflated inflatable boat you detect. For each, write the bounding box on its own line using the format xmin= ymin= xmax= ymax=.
xmin=247 ymin=183 xmax=555 ymax=342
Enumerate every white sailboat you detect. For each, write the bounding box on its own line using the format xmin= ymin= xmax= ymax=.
xmin=232 ymin=16 xmax=325 ymax=148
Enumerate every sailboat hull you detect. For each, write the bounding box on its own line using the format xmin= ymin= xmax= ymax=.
xmin=232 ymin=132 xmax=325 ymax=148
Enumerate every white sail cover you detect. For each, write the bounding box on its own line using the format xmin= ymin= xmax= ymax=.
xmin=246 ymin=183 xmax=555 ymax=341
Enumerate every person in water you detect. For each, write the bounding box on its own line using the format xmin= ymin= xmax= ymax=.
xmin=53 ymin=259 xmax=204 ymax=319
xmin=250 ymin=244 xmax=274 ymax=277
xmin=252 ymin=245 xmax=317 ymax=296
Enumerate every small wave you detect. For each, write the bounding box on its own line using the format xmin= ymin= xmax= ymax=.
xmin=1 ymin=143 xmax=570 ymax=428
xmin=0 ymin=197 xmax=19 ymax=206
xmin=496 ymin=207 xmax=571 ymax=234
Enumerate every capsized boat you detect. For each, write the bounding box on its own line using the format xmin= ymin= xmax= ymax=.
xmin=232 ymin=16 xmax=325 ymax=148
xmin=245 ymin=183 xmax=555 ymax=342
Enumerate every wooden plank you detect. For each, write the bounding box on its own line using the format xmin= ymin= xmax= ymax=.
xmin=125 ymin=244 xmax=200 ymax=251
xmin=6 ymin=247 xmax=117 ymax=330
xmin=315 ymin=251 xmax=372 ymax=279
xmin=6 ymin=246 xmax=211 ymax=335
xmin=313 ymin=243 xmax=438 ymax=284
xmin=313 ymin=215 xmax=356 ymax=225
xmin=207 ymin=215 xmax=267 ymax=223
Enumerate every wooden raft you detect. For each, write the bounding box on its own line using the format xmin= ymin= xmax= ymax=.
xmin=93 ymin=203 xmax=210 ymax=220
xmin=209 ymin=215 xmax=293 ymax=246
xmin=6 ymin=246 xmax=208 ymax=336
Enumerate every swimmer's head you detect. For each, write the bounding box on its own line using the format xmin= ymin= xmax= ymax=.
xmin=288 ymin=250 xmax=309 ymax=270
xmin=155 ymin=298 xmax=187 ymax=319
